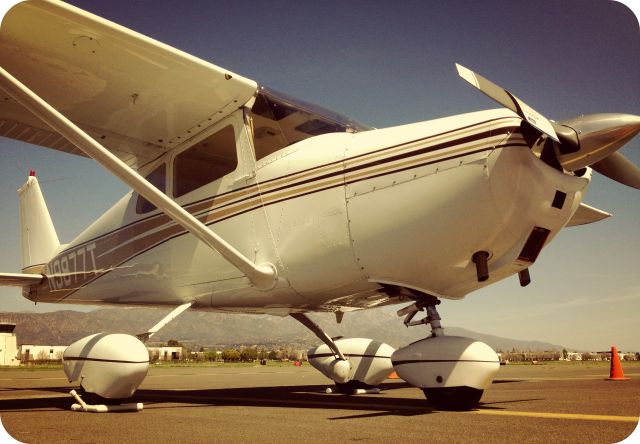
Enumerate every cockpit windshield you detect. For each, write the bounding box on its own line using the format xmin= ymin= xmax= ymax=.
xmin=249 ymin=87 xmax=371 ymax=161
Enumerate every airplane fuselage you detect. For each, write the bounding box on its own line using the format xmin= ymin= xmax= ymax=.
xmin=25 ymin=108 xmax=589 ymax=313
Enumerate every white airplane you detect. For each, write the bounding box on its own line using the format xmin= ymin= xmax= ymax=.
xmin=1 ymin=0 xmax=639 ymax=411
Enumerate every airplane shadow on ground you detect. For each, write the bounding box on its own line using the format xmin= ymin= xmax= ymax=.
xmin=0 ymin=380 xmax=543 ymax=418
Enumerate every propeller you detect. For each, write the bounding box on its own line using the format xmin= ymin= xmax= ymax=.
xmin=456 ymin=64 xmax=640 ymax=189
xmin=553 ymin=114 xmax=640 ymax=188
xmin=591 ymin=152 xmax=640 ymax=189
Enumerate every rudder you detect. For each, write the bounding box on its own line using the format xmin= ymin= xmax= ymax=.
xmin=17 ymin=171 xmax=60 ymax=273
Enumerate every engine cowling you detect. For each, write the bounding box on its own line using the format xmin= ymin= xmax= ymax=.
xmin=307 ymin=338 xmax=395 ymax=386
xmin=63 ymin=333 xmax=149 ymax=399
xmin=391 ymin=335 xmax=499 ymax=390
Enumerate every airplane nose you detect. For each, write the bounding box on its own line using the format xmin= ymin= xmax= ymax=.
xmin=554 ymin=113 xmax=640 ymax=172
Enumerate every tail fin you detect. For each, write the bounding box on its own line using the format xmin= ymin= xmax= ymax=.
xmin=17 ymin=171 xmax=60 ymax=273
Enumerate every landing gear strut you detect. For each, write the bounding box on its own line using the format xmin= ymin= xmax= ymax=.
xmin=292 ymin=313 xmax=395 ymax=392
xmin=392 ymin=292 xmax=499 ymax=411
xmin=396 ymin=294 xmax=443 ymax=336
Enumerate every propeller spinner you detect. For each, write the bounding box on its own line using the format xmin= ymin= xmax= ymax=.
xmin=554 ymin=114 xmax=640 ymax=188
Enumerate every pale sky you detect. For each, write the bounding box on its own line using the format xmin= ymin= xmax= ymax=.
xmin=0 ymin=0 xmax=638 ymax=351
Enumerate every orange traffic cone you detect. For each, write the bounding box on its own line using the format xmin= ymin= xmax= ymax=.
xmin=388 ymin=370 xmax=400 ymax=379
xmin=606 ymin=346 xmax=629 ymax=381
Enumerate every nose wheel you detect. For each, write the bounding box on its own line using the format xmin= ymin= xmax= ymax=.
xmin=392 ymin=291 xmax=499 ymax=410
xmin=422 ymin=386 xmax=484 ymax=411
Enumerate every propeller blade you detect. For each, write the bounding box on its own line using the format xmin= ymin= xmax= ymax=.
xmin=455 ymin=63 xmax=559 ymax=142
xmin=555 ymin=113 xmax=640 ymax=172
xmin=455 ymin=65 xmax=640 ymax=188
xmin=591 ymin=152 xmax=640 ymax=189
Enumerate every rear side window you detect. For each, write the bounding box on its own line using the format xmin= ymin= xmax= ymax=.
xmin=173 ymin=125 xmax=237 ymax=198
xmin=136 ymin=163 xmax=166 ymax=214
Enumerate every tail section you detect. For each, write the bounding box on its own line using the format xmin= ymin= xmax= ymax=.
xmin=17 ymin=171 xmax=60 ymax=273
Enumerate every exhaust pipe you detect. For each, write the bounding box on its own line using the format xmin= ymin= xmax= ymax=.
xmin=472 ymin=251 xmax=489 ymax=282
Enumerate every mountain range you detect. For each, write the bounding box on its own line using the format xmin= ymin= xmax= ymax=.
xmin=0 ymin=307 xmax=565 ymax=351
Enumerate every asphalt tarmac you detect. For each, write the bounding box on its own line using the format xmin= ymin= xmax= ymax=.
xmin=0 ymin=362 xmax=638 ymax=443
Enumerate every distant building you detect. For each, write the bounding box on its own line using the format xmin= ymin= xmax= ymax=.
xmin=148 ymin=346 xmax=183 ymax=361
xmin=20 ymin=344 xmax=67 ymax=362
xmin=0 ymin=323 xmax=20 ymax=366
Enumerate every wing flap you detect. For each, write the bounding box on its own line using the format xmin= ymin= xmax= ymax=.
xmin=0 ymin=0 xmax=257 ymax=168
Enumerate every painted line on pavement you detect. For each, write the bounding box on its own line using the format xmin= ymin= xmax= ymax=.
xmin=473 ymin=409 xmax=639 ymax=423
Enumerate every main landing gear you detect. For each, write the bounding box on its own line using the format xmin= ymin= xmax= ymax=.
xmin=292 ymin=313 xmax=396 ymax=393
xmin=295 ymin=293 xmax=499 ymax=410
xmin=391 ymin=293 xmax=500 ymax=410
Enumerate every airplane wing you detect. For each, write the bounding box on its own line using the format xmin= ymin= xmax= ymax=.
xmin=0 ymin=0 xmax=258 ymax=169
xmin=0 ymin=1 xmax=276 ymax=290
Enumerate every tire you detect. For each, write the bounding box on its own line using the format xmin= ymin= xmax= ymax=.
xmin=422 ymin=386 xmax=483 ymax=411
xmin=80 ymin=386 xmax=125 ymax=406
xmin=334 ymin=380 xmax=373 ymax=394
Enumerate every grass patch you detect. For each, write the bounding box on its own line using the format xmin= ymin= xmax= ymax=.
xmin=0 ymin=360 xmax=305 ymax=371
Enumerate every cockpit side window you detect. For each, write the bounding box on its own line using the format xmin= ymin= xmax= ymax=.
xmin=173 ymin=125 xmax=237 ymax=198
xmin=136 ymin=163 xmax=166 ymax=214
xmin=248 ymin=89 xmax=371 ymax=161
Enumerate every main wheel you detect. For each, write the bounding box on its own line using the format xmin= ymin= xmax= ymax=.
xmin=80 ymin=386 xmax=125 ymax=405
xmin=334 ymin=380 xmax=373 ymax=394
xmin=422 ymin=386 xmax=483 ymax=411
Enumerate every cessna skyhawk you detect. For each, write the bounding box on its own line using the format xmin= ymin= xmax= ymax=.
xmin=0 ymin=0 xmax=638 ymax=411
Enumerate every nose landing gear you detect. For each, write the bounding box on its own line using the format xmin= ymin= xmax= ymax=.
xmin=392 ymin=292 xmax=500 ymax=410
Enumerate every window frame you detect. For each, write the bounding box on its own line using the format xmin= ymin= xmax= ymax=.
xmin=170 ymin=115 xmax=243 ymax=200
xmin=135 ymin=162 xmax=167 ymax=214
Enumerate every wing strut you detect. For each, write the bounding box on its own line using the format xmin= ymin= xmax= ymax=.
xmin=136 ymin=302 xmax=193 ymax=343
xmin=0 ymin=66 xmax=277 ymax=291
xmin=290 ymin=313 xmax=347 ymax=361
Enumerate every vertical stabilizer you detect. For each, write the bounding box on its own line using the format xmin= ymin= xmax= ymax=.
xmin=17 ymin=171 xmax=60 ymax=272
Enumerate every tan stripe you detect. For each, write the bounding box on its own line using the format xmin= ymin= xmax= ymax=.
xmin=47 ymin=126 xmax=526 ymax=300
xmin=259 ymin=156 xmax=343 ymax=191
xmin=258 ymin=117 xmax=517 ymax=191
xmin=263 ymin=176 xmax=345 ymax=204
xmin=67 ymin=118 xmax=516 ymax=258
xmin=345 ymin=134 xmax=522 ymax=183
xmin=68 ymin=134 xmax=514 ymax=290
xmin=344 ymin=117 xmax=518 ymax=169
xmin=473 ymin=409 xmax=639 ymax=423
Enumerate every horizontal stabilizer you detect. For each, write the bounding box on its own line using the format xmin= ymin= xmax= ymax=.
xmin=566 ymin=203 xmax=611 ymax=227
xmin=0 ymin=272 xmax=43 ymax=287
xmin=456 ymin=64 xmax=559 ymax=142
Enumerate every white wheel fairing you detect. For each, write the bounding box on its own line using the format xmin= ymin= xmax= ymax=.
xmin=307 ymin=338 xmax=395 ymax=386
xmin=391 ymin=336 xmax=499 ymax=390
xmin=63 ymin=333 xmax=149 ymax=399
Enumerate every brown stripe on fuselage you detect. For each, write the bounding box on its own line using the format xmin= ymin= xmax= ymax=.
xmin=42 ymin=118 xmax=525 ymax=301
xmin=344 ymin=133 xmax=517 ymax=184
xmin=57 ymin=116 xmax=518 ymax=256
xmin=343 ymin=119 xmax=500 ymax=169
